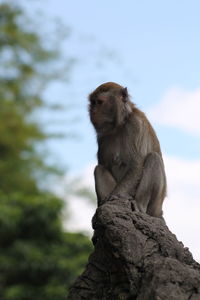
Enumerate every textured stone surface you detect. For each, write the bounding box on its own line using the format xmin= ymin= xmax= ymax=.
xmin=67 ymin=197 xmax=200 ymax=300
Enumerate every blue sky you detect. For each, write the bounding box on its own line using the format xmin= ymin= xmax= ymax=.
xmin=23 ymin=0 xmax=200 ymax=260
xmin=32 ymin=0 xmax=200 ymax=170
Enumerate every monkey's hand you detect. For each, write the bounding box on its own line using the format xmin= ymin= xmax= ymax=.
xmin=99 ymin=194 xmax=122 ymax=205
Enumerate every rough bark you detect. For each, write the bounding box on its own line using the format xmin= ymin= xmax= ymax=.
xmin=67 ymin=197 xmax=200 ymax=300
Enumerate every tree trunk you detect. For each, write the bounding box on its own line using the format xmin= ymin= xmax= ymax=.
xmin=67 ymin=197 xmax=200 ymax=300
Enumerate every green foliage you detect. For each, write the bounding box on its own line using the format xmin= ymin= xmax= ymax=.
xmin=0 ymin=2 xmax=92 ymax=299
xmin=0 ymin=2 xmax=65 ymax=193
xmin=0 ymin=193 xmax=92 ymax=299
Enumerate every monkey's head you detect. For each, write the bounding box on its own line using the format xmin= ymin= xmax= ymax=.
xmin=89 ymin=82 xmax=132 ymax=135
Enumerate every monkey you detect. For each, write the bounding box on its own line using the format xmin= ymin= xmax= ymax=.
xmin=88 ymin=82 xmax=167 ymax=218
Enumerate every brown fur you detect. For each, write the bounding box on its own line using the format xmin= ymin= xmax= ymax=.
xmin=89 ymin=82 xmax=167 ymax=217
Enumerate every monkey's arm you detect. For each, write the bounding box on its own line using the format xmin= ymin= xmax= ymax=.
xmin=94 ymin=165 xmax=117 ymax=206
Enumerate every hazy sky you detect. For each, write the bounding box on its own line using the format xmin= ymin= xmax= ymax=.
xmin=23 ymin=0 xmax=200 ymax=261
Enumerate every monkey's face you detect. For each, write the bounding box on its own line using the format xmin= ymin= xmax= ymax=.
xmin=89 ymin=86 xmax=132 ymax=135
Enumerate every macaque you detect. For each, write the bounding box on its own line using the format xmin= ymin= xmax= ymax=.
xmin=88 ymin=82 xmax=166 ymax=217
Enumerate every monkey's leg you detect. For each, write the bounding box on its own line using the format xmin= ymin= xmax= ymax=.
xmin=135 ymin=152 xmax=166 ymax=217
xmin=92 ymin=165 xmax=117 ymax=245
xmin=94 ymin=165 xmax=117 ymax=206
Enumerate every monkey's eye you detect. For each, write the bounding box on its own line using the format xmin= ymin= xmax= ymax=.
xmin=97 ymin=99 xmax=103 ymax=105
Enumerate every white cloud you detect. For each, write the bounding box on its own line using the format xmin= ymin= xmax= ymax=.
xmin=62 ymin=163 xmax=96 ymax=235
xmin=163 ymin=155 xmax=200 ymax=261
xmin=148 ymin=87 xmax=200 ymax=136
xmin=65 ymin=194 xmax=94 ymax=236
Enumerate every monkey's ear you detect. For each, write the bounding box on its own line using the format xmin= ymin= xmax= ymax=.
xmin=121 ymin=87 xmax=128 ymax=102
